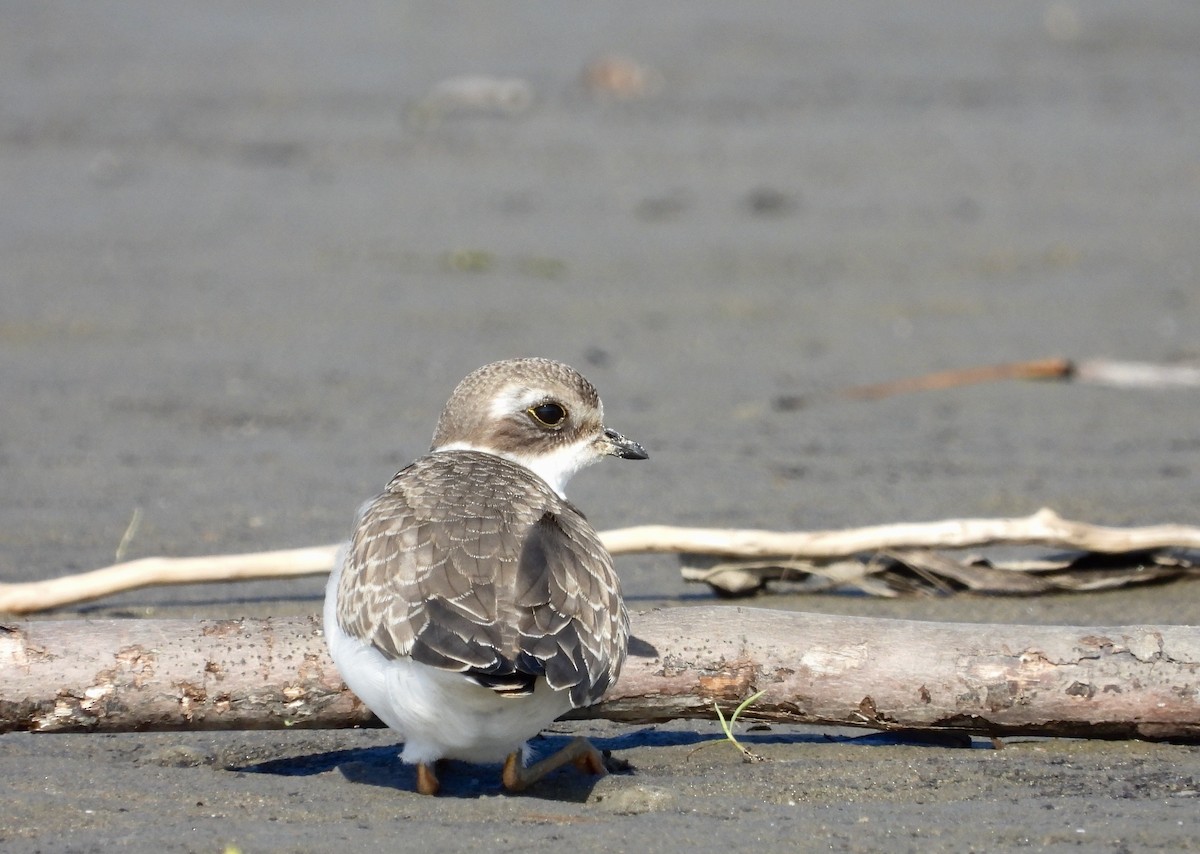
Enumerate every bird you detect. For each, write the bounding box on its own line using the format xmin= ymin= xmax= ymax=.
xmin=323 ymin=357 xmax=647 ymax=795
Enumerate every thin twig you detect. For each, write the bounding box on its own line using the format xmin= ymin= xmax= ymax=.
xmin=838 ymin=357 xmax=1073 ymax=400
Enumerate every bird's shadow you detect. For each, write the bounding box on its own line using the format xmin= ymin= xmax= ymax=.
xmin=232 ymin=726 xmax=979 ymax=799
xmin=233 ymin=733 xmax=630 ymax=801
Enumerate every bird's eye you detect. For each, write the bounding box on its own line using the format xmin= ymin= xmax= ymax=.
xmin=528 ymin=402 xmax=567 ymax=427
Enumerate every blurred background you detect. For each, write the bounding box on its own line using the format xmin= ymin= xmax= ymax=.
xmin=3 ymin=1 xmax=1199 ymax=617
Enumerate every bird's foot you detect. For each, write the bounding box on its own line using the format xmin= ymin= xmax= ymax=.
xmin=501 ymin=736 xmax=608 ymax=792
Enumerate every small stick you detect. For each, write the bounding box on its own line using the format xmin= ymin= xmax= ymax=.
xmin=838 ymin=357 xmax=1074 ymax=400
xmin=835 ymin=357 xmax=1200 ymax=402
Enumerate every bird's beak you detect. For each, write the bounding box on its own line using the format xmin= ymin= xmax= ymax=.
xmin=602 ymin=428 xmax=648 ymax=460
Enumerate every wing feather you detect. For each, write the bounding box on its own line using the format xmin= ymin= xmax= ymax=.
xmin=336 ymin=451 xmax=628 ymax=707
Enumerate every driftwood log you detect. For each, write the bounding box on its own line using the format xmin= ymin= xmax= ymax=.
xmin=2 ymin=607 xmax=1197 ymax=742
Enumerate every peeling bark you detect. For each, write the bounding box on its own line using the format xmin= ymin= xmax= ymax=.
xmin=0 ymin=617 xmax=369 ymax=732
xmin=1 ymin=608 xmax=1197 ymax=741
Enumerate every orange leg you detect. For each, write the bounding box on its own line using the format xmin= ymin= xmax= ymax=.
xmin=501 ymin=737 xmax=608 ymax=792
xmin=415 ymin=761 xmax=441 ymax=796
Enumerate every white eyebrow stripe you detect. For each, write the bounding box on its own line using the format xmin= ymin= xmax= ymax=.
xmin=488 ymin=384 xmax=548 ymax=420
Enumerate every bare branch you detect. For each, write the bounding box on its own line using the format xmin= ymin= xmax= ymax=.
xmin=601 ymin=508 xmax=1200 ymax=558
xmin=0 ymin=546 xmax=339 ymax=615
xmin=4 ymin=509 xmax=1200 ymax=614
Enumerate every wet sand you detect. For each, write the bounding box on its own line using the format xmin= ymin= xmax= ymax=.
xmin=3 ymin=2 xmax=1200 ymax=851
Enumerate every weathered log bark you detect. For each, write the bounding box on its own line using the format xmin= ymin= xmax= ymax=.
xmin=2 ymin=608 xmax=1197 ymax=741
xmin=0 ymin=616 xmax=369 ymax=732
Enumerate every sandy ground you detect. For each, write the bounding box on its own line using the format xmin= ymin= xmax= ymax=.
xmin=3 ymin=2 xmax=1200 ymax=851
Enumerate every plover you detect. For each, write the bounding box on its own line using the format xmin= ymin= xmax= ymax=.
xmin=323 ymin=358 xmax=647 ymax=795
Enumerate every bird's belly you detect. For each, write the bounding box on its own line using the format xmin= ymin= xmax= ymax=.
xmin=326 ymin=613 xmax=573 ymax=765
xmin=388 ymin=659 xmax=575 ymax=764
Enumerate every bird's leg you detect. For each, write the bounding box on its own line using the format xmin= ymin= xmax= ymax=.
xmin=415 ymin=761 xmax=441 ymax=796
xmin=501 ymin=736 xmax=608 ymax=792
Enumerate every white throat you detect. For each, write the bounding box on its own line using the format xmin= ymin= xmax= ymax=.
xmin=433 ymin=439 xmax=597 ymax=497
